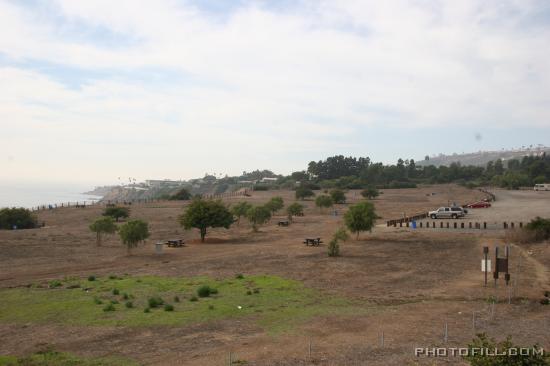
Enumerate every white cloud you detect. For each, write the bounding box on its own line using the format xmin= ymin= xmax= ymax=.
xmin=0 ymin=0 xmax=549 ymax=182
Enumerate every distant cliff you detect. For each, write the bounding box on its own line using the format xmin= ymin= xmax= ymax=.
xmin=418 ymin=146 xmax=550 ymax=167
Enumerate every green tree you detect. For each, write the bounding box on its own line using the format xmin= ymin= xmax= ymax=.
xmin=295 ymin=187 xmax=315 ymax=200
xmin=330 ymin=189 xmax=346 ymax=204
xmin=102 ymin=206 xmax=130 ymax=222
xmin=361 ymin=186 xmax=379 ymax=199
xmin=170 ymin=187 xmax=192 ymax=200
xmin=231 ymin=201 xmax=253 ymax=225
xmin=286 ymin=202 xmax=304 ymax=222
xmin=118 ymin=219 xmax=150 ymax=255
xmin=265 ymin=196 xmax=284 ymax=214
xmin=89 ymin=217 xmax=118 ymax=246
xmin=0 ymin=208 xmax=38 ymax=230
xmin=315 ymin=195 xmax=333 ymax=212
xmin=246 ymin=205 xmax=272 ymax=232
xmin=179 ymin=198 xmax=234 ymax=242
xmin=344 ymin=201 xmax=377 ymax=239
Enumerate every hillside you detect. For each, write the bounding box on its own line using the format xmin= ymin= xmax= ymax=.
xmin=417 ymin=146 xmax=550 ymax=167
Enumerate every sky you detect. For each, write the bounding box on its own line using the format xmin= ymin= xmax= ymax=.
xmin=1 ymin=0 xmax=550 ymax=185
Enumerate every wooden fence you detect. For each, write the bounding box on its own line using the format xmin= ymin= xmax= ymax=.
xmin=390 ymin=220 xmax=524 ymax=230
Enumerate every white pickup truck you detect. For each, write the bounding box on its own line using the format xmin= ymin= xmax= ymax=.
xmin=429 ymin=207 xmax=465 ymax=219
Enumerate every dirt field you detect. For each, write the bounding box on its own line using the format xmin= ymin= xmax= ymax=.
xmin=0 ymin=184 xmax=548 ymax=365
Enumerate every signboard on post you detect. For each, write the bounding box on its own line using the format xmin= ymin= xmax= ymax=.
xmin=481 ymin=259 xmax=492 ymax=272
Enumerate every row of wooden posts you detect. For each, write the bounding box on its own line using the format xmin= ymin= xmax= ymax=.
xmin=31 ymin=189 xmax=251 ymax=211
xmin=386 ymin=212 xmax=428 ymax=227
xmin=392 ymin=220 xmax=523 ymax=230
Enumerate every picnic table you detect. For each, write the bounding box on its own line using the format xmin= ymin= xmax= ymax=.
xmin=278 ymin=220 xmax=289 ymax=227
xmin=303 ymin=238 xmax=322 ymax=246
xmin=165 ymin=239 xmax=185 ymax=247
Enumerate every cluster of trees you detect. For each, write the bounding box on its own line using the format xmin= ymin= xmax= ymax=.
xmin=283 ymin=153 xmax=550 ymax=190
xmin=0 ymin=208 xmax=38 ymax=230
xmin=90 ymin=206 xmax=150 ymax=254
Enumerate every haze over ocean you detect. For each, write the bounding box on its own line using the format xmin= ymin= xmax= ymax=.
xmin=0 ymin=181 xmax=101 ymax=208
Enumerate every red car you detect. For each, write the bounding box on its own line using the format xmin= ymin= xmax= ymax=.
xmin=465 ymin=201 xmax=491 ymax=208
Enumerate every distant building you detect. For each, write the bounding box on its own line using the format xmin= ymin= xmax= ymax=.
xmin=145 ymin=179 xmax=183 ymax=188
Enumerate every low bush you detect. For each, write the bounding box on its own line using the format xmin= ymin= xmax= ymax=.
xmin=197 ymin=285 xmax=214 ymax=298
xmin=103 ymin=303 xmax=115 ymax=312
xmin=125 ymin=301 xmax=133 ymax=308
xmin=144 ymin=307 xmax=150 ymax=313
xmin=174 ymin=296 xmax=180 ymax=302
xmin=164 ymin=304 xmax=174 ymax=311
xmin=235 ymin=274 xmax=244 ymax=279
xmin=87 ymin=275 xmax=96 ymax=281
xmin=148 ymin=296 xmax=164 ymax=308
xmin=93 ymin=297 xmax=103 ymax=305
xmin=112 ymin=289 xmax=120 ymax=295
xmin=189 ymin=296 xmax=198 ymax=302
xmin=122 ymin=293 xmax=129 ymax=300
xmin=48 ymin=280 xmax=62 ymax=288
xmin=0 ymin=207 xmax=38 ymax=230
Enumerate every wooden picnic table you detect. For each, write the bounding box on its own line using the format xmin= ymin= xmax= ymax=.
xmin=165 ymin=239 xmax=185 ymax=247
xmin=303 ymin=238 xmax=322 ymax=246
xmin=277 ymin=220 xmax=289 ymax=227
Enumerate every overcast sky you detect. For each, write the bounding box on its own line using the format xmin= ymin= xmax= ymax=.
xmin=1 ymin=0 xmax=550 ymax=184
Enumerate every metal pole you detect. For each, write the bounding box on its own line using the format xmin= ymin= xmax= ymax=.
xmin=444 ymin=322 xmax=448 ymax=343
xmin=472 ymin=312 xmax=476 ymax=332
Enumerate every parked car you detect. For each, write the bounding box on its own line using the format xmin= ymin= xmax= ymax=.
xmin=429 ymin=207 xmax=465 ymax=219
xmin=465 ymin=201 xmax=491 ymax=208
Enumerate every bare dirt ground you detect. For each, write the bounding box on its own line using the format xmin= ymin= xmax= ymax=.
xmin=0 ymin=184 xmax=548 ymax=366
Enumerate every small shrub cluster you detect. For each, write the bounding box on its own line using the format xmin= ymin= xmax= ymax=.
xmin=87 ymin=275 xmax=96 ymax=281
xmin=197 ymin=285 xmax=218 ymax=298
xmin=148 ymin=296 xmax=164 ymax=308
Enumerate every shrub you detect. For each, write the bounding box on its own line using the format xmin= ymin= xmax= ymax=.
xmin=144 ymin=307 xmax=150 ymax=313
xmin=286 ymin=203 xmax=304 ymax=221
xmin=246 ymin=290 xmax=252 ymax=295
xmin=110 ymin=300 xmax=119 ymax=304
xmin=235 ymin=273 xmax=244 ymax=279
xmin=174 ymin=296 xmax=180 ymax=302
xmin=164 ymin=304 xmax=174 ymax=311
xmin=48 ymin=280 xmax=62 ymax=288
xmin=197 ymin=285 xmax=213 ymax=298
xmin=246 ymin=205 xmax=272 ymax=232
xmin=103 ymin=303 xmax=115 ymax=312
xmin=93 ymin=297 xmax=103 ymax=305
xmin=265 ymin=197 xmax=284 ymax=214
xmin=118 ymin=220 xmax=150 ymax=255
xmin=525 ymin=217 xmax=550 ymax=241
xmin=89 ymin=217 xmax=118 ymax=246
xmin=329 ymin=189 xmax=346 ymax=204
xmin=148 ymin=296 xmax=164 ymax=308
xmin=122 ymin=293 xmax=129 ymax=300
xmin=102 ymin=207 xmax=130 ymax=222
xmin=231 ymin=202 xmax=253 ymax=225
xmin=295 ymin=187 xmax=315 ymax=200
xmin=463 ymin=333 xmax=548 ymax=365
xmin=112 ymin=288 xmax=119 ymax=295
xmin=541 ymin=298 xmax=549 ymax=305
xmin=208 ymin=305 xmax=214 ymax=310
xmin=189 ymin=296 xmax=198 ymax=302
xmin=170 ymin=188 xmax=191 ymax=201
xmin=0 ymin=207 xmax=38 ymax=230
xmin=360 ymin=186 xmax=379 ymax=199
xmin=108 ymin=275 xmax=117 ymax=280
xmin=125 ymin=301 xmax=133 ymax=308
xmin=253 ymin=288 xmax=260 ymax=294
xmin=87 ymin=275 xmax=96 ymax=281
xmin=327 ymin=238 xmax=340 ymax=257
xmin=315 ymin=195 xmax=333 ymax=212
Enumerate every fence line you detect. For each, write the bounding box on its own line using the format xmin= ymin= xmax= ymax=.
xmin=30 ymin=189 xmax=251 ymax=212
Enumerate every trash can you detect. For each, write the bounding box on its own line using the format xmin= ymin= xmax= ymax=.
xmin=155 ymin=242 xmax=164 ymax=254
xmin=411 ymin=221 xmax=417 ymax=229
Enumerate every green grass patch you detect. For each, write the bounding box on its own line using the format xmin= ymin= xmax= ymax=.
xmin=0 ymin=350 xmax=137 ymax=366
xmin=0 ymin=275 xmax=370 ymax=333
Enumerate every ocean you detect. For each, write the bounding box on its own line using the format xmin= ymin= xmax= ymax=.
xmin=0 ymin=181 xmax=103 ymax=209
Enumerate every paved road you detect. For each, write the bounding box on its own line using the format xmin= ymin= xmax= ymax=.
xmin=463 ymin=189 xmax=550 ymax=224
